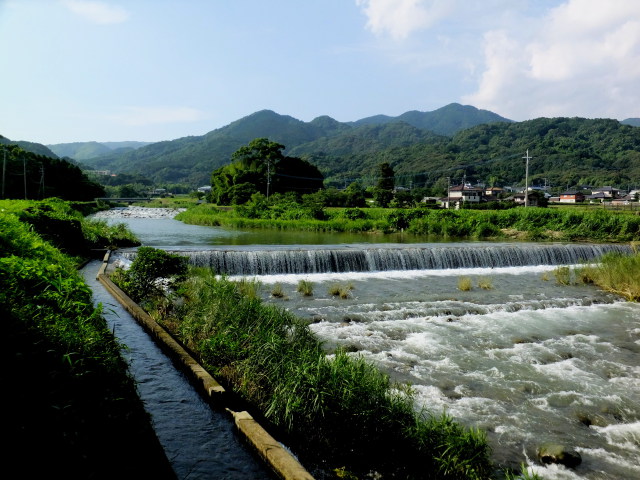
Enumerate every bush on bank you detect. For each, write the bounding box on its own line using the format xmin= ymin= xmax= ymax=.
xmin=117 ymin=252 xmax=494 ymax=480
xmin=1 ymin=202 xmax=172 ymax=479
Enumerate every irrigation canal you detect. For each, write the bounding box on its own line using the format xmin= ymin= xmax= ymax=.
xmin=81 ymin=261 xmax=275 ymax=480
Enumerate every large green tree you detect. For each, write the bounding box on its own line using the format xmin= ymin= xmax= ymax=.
xmin=373 ymin=162 xmax=395 ymax=207
xmin=209 ymin=138 xmax=323 ymax=205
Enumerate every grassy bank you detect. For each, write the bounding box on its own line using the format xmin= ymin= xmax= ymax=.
xmin=175 ymin=202 xmax=640 ymax=242
xmin=114 ymin=250 xmax=498 ymax=479
xmin=576 ymin=250 xmax=640 ymax=301
xmin=1 ymin=200 xmax=172 ymax=479
xmin=1 ymin=198 xmax=140 ymax=257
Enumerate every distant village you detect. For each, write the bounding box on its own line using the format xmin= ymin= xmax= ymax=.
xmin=422 ymin=184 xmax=640 ymax=209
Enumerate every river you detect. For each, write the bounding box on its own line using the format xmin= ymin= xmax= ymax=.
xmin=94 ymin=207 xmax=640 ymax=479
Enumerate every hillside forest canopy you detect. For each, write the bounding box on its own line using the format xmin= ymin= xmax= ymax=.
xmin=7 ymin=107 xmax=640 ymax=196
xmin=0 ymin=142 xmax=105 ymax=201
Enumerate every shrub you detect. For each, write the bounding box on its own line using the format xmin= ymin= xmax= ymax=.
xmin=114 ymin=246 xmax=188 ymax=302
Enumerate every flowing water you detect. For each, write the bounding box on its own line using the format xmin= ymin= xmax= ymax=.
xmin=96 ymin=208 xmax=640 ymax=479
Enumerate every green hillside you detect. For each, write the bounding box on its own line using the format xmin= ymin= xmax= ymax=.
xmin=9 ymin=105 xmax=639 ymax=192
xmin=1 ymin=135 xmax=59 ymax=159
xmin=316 ymin=117 xmax=640 ymax=190
xmin=47 ymin=141 xmax=152 ymax=161
xmin=352 ymin=103 xmax=513 ymax=135
xmin=77 ymin=104 xmax=513 ymax=186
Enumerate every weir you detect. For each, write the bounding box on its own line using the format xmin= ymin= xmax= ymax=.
xmin=118 ymin=242 xmax=632 ymax=275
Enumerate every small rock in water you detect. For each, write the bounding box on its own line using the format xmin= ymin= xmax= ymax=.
xmin=537 ymin=443 xmax=582 ymax=468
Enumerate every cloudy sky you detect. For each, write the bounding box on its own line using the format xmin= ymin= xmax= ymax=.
xmin=1 ymin=0 xmax=639 ymax=144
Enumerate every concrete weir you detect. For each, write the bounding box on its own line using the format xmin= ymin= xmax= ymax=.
xmin=96 ymin=251 xmax=314 ymax=480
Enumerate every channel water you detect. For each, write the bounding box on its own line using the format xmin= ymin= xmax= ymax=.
xmin=95 ymin=208 xmax=640 ymax=479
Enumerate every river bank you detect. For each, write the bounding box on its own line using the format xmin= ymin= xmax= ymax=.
xmin=1 ymin=200 xmax=175 ymax=479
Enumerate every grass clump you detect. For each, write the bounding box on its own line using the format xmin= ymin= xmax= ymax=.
xmin=297 ymin=279 xmax=314 ymax=296
xmin=477 ymin=277 xmax=493 ymax=289
xmin=458 ymin=276 xmax=473 ymax=291
xmin=134 ymin=263 xmax=493 ymax=479
xmin=329 ymin=282 xmax=354 ymax=299
xmin=270 ymin=282 xmax=287 ymax=298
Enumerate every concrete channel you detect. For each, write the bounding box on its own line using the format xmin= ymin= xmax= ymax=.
xmin=95 ymin=251 xmax=314 ymax=480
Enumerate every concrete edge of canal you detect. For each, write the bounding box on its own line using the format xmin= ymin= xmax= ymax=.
xmin=96 ymin=251 xmax=315 ymax=480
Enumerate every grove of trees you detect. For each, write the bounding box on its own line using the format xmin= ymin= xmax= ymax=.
xmin=208 ymin=138 xmax=324 ymax=205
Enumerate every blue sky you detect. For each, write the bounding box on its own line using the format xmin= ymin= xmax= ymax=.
xmin=1 ymin=0 xmax=639 ymax=144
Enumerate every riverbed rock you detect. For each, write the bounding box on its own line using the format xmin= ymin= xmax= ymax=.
xmin=537 ymin=443 xmax=582 ymax=468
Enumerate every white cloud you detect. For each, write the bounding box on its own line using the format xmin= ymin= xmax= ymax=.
xmin=60 ymin=0 xmax=130 ymax=24
xmin=109 ymin=107 xmax=205 ymax=127
xmin=355 ymin=0 xmax=454 ymax=40
xmin=463 ymin=0 xmax=640 ymax=120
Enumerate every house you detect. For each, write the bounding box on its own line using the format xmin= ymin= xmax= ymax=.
xmin=197 ymin=186 xmax=212 ymax=193
xmin=448 ymin=185 xmax=482 ymax=203
xmin=507 ymin=193 xmax=539 ymax=206
xmin=559 ymin=191 xmax=585 ymax=203
xmin=485 ymin=187 xmax=504 ymax=198
xmin=585 ymin=192 xmax=607 ymax=203
xmin=591 ymin=186 xmax=620 ymax=198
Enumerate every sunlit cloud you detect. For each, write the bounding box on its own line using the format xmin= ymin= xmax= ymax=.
xmin=462 ymin=0 xmax=640 ymax=120
xmin=109 ymin=106 xmax=205 ymax=127
xmin=60 ymin=0 xmax=130 ymax=24
xmin=355 ymin=0 xmax=453 ymax=40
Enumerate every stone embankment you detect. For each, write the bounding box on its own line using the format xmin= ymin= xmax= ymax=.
xmin=96 ymin=251 xmax=313 ymax=480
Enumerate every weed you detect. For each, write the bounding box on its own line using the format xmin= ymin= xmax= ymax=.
xmin=329 ymin=283 xmax=352 ymax=299
xmin=458 ymin=277 xmax=473 ymax=291
xmin=271 ymin=283 xmax=287 ymax=298
xmin=297 ymin=279 xmax=314 ymax=296
xmin=477 ymin=277 xmax=493 ymax=289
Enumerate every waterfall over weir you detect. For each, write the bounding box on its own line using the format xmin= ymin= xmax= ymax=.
xmin=120 ymin=242 xmax=632 ymax=275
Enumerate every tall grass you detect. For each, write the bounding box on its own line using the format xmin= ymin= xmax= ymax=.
xmin=297 ymin=279 xmax=314 ymax=296
xmin=579 ymin=252 xmax=640 ymax=300
xmin=147 ymin=267 xmax=493 ymax=479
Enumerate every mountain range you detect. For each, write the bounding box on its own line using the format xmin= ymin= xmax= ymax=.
xmin=47 ymin=103 xmax=513 ymax=186
xmin=3 ymin=103 xmax=639 ymax=190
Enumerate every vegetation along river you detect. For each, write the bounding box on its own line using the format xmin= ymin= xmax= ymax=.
xmin=95 ymin=207 xmax=640 ymax=479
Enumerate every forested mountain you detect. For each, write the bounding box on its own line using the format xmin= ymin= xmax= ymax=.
xmin=76 ymin=104 xmax=512 ymax=186
xmin=622 ymin=118 xmax=640 ymax=127
xmin=1 ymin=135 xmax=59 ymax=159
xmin=352 ymin=103 xmax=513 ymax=135
xmin=46 ymin=141 xmax=152 ymax=161
xmin=7 ymin=104 xmax=640 ymax=192
xmin=316 ymin=117 xmax=640 ymax=190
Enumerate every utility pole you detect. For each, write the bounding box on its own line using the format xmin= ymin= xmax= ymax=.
xmin=266 ymin=160 xmax=272 ymax=200
xmin=23 ymin=155 xmax=27 ymax=199
xmin=447 ymin=176 xmax=450 ymax=209
xmin=39 ymin=164 xmax=45 ymax=199
xmin=2 ymin=146 xmax=6 ymax=199
xmin=523 ymin=150 xmax=532 ymax=207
